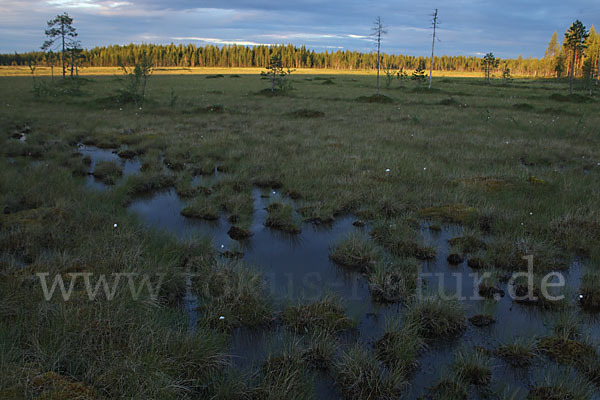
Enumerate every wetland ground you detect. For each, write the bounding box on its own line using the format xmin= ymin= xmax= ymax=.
xmin=0 ymin=72 xmax=599 ymax=399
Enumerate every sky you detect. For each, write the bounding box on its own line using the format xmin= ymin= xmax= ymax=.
xmin=0 ymin=0 xmax=598 ymax=58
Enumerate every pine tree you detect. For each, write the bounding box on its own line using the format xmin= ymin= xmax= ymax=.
xmin=42 ymin=12 xmax=78 ymax=79
xmin=564 ymin=20 xmax=589 ymax=94
xmin=482 ymin=52 xmax=499 ymax=83
xmin=545 ymin=31 xmax=560 ymax=59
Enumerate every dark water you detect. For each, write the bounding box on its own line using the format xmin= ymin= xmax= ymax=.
xmin=126 ymin=185 xmax=600 ymax=399
xmin=78 ymin=144 xmax=141 ymax=190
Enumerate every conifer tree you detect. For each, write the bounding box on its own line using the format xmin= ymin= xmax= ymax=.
xmin=564 ymin=20 xmax=589 ymax=94
xmin=41 ymin=12 xmax=78 ymax=79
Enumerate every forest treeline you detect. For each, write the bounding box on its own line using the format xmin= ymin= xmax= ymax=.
xmin=2 ymin=26 xmax=598 ymax=78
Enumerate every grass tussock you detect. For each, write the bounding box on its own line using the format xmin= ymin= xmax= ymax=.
xmin=370 ymin=221 xmax=435 ymax=260
xmin=333 ymin=344 xmax=407 ymax=400
xmin=329 ymin=232 xmax=380 ymax=272
xmin=405 ymin=296 xmax=467 ymax=339
xmin=527 ymin=367 xmax=595 ymax=400
xmin=257 ymin=345 xmax=314 ymax=400
xmin=125 ymin=173 xmax=176 ymax=196
xmin=452 ymin=347 xmax=492 ymax=386
xmin=374 ymin=319 xmax=427 ymax=372
xmin=368 ymin=258 xmax=418 ymax=303
xmin=264 ymin=202 xmax=301 ymax=234
xmin=92 ymin=161 xmax=123 ymax=185
xmin=495 ymin=337 xmax=537 ymax=367
xmin=181 ymin=197 xmax=220 ymax=221
xmin=281 ymin=294 xmax=354 ymax=335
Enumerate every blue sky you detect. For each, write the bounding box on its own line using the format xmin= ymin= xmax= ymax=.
xmin=1 ymin=0 xmax=598 ymax=58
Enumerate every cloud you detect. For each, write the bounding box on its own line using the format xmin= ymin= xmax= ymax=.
xmin=0 ymin=0 xmax=598 ymax=56
xmin=172 ymin=36 xmax=272 ymax=46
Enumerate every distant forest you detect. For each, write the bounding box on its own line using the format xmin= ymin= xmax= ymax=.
xmin=1 ymin=25 xmax=599 ymax=78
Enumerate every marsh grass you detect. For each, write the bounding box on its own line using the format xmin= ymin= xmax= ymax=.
xmin=193 ymin=261 xmax=273 ymax=329
xmin=181 ymin=196 xmax=220 ymax=221
xmin=257 ymin=340 xmax=314 ymax=400
xmin=528 ymin=366 xmax=595 ymax=400
xmin=495 ymin=336 xmax=538 ymax=368
xmin=368 ymin=258 xmax=418 ymax=303
xmin=125 ymin=173 xmax=176 ymax=196
xmin=92 ymin=161 xmax=123 ymax=184
xmin=264 ymin=202 xmax=301 ymax=234
xmin=374 ymin=318 xmax=427 ymax=372
xmin=1 ymin=73 xmax=600 ymax=397
xmin=448 ymin=233 xmax=487 ymax=254
xmin=578 ymin=266 xmax=600 ymax=311
xmin=370 ymin=220 xmax=435 ymax=260
xmin=452 ymin=346 xmax=493 ymax=386
xmin=329 ymin=232 xmax=380 ymax=272
xmin=405 ymin=295 xmax=467 ymax=339
xmin=281 ymin=294 xmax=354 ymax=335
xmin=333 ymin=344 xmax=407 ymax=400
xmin=426 ymin=375 xmax=469 ymax=400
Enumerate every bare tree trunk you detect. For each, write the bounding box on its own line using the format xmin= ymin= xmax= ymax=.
xmin=429 ymin=9 xmax=438 ymax=89
xmin=376 ymin=33 xmax=380 ymax=95
xmin=569 ymin=49 xmax=576 ymax=95
xmin=596 ymin=48 xmax=599 ymax=85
